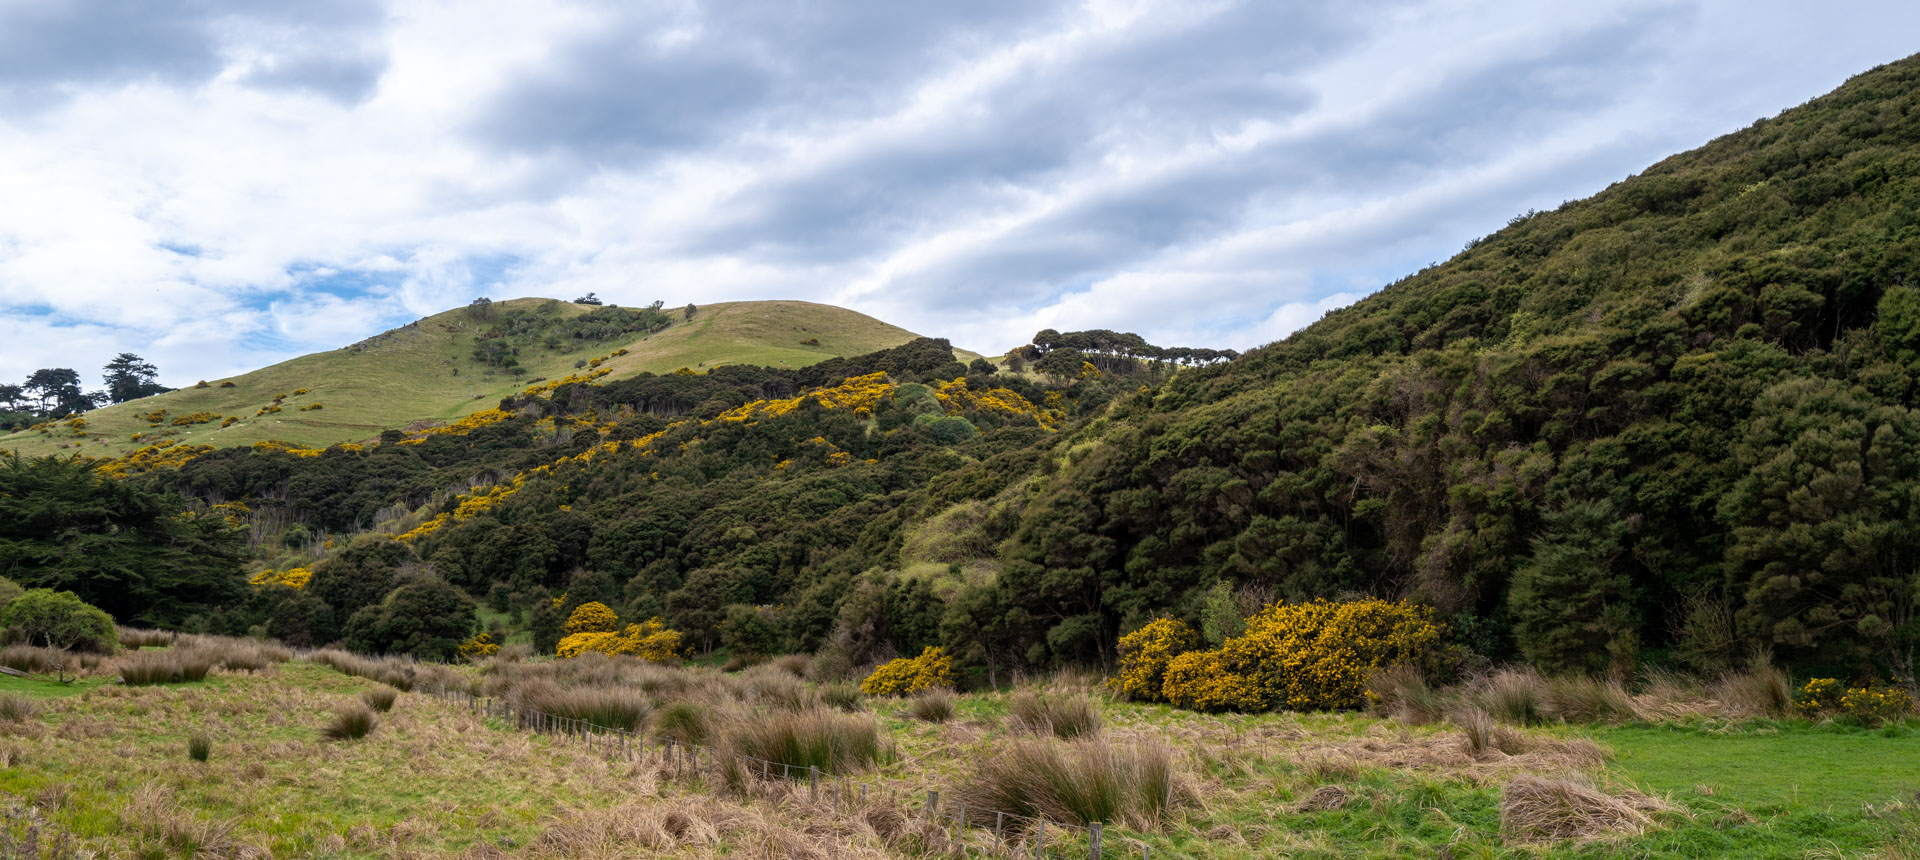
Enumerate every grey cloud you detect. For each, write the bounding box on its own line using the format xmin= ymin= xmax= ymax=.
xmin=240 ymin=50 xmax=387 ymax=103
xmin=0 ymin=0 xmax=386 ymax=103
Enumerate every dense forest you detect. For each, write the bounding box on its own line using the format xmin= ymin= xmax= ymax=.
xmin=7 ymin=56 xmax=1920 ymax=690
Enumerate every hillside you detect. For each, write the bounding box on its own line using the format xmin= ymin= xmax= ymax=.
xmin=0 ymin=299 xmax=963 ymax=457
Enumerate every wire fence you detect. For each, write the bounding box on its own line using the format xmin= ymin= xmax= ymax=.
xmin=418 ymin=685 xmax=1175 ymax=859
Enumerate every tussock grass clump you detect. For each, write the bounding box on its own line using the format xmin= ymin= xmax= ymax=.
xmin=769 ymin=654 xmax=809 ymax=677
xmin=962 ymin=738 xmax=1180 ymax=829
xmin=1009 ymin=692 xmax=1102 ymax=739
xmin=737 ymin=664 xmax=815 ymax=711
xmin=1710 ymin=663 xmax=1793 ymax=718
xmin=186 ymin=733 xmax=211 ymax=762
xmin=651 ymin=701 xmax=712 ymax=746
xmin=323 ymin=705 xmax=378 ymax=741
xmin=118 ymin=650 xmax=217 ymax=686
xmin=116 ymin=627 xmax=175 ymax=648
xmin=1455 ymin=706 xmax=1530 ymax=758
xmin=1499 ymin=774 xmax=1671 ymax=843
xmin=515 ymin=679 xmax=650 ymax=731
xmin=0 ymin=646 xmax=60 ymax=675
xmin=1366 ymin=663 xmax=1445 ymax=725
xmin=0 ymin=693 xmax=40 ymax=723
xmin=1544 ymin=676 xmax=1635 ymax=724
xmin=819 ymin=682 xmax=865 ymax=712
xmin=907 ymin=688 xmax=956 ymax=723
xmin=360 ymin=686 xmax=399 ymax=713
xmin=309 ymin=649 xmax=417 ymax=691
xmin=726 ymin=709 xmax=880 ymax=776
xmin=1474 ymin=668 xmax=1547 ymax=726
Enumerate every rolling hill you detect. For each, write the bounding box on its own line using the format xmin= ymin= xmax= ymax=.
xmin=1 ymin=298 xmax=972 ymax=457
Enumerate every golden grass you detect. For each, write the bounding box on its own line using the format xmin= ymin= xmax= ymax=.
xmin=1499 ymin=774 xmax=1673 ymax=843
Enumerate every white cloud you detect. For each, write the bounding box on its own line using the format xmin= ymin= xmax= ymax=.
xmin=0 ymin=0 xmax=1917 ymax=388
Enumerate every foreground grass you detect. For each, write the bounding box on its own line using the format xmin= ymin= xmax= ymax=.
xmin=3 ymin=660 xmax=1916 ymax=858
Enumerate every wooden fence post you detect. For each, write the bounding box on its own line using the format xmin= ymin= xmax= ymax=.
xmin=1088 ymin=822 xmax=1101 ymax=860
xmin=809 ymin=765 xmax=820 ymax=801
xmin=925 ymin=790 xmax=940 ymax=822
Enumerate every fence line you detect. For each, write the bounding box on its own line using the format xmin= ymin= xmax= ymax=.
xmin=417 ymin=685 xmax=1171 ymax=859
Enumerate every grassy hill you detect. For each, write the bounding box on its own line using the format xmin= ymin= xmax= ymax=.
xmin=1 ymin=299 xmax=968 ymax=457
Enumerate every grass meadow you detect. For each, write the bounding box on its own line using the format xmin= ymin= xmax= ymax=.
xmin=1 ymin=644 xmax=1916 ymax=859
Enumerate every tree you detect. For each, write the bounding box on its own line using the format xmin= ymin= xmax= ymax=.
xmin=23 ymin=368 xmax=98 ymax=417
xmin=467 ymin=296 xmax=495 ymax=321
xmin=1 ymin=588 xmax=117 ymax=653
xmin=968 ymin=358 xmax=998 ymax=375
xmin=574 ymin=292 xmax=603 ymax=306
xmin=0 ymin=454 xmax=246 ymax=627
xmin=102 ymin=353 xmax=167 ymax=403
xmin=683 ymin=303 xmax=698 ymax=321
xmin=342 ymin=578 xmax=475 ymax=660
xmin=1507 ymin=499 xmax=1637 ymax=675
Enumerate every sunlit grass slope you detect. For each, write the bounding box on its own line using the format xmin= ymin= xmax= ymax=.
xmin=1 ymin=299 xmax=962 ymax=457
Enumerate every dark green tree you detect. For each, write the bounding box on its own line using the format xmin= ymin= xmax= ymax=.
xmin=102 ymin=353 xmax=167 ymax=403
xmin=1 ymin=588 xmax=117 ymax=653
xmin=1507 ymin=499 xmax=1637 ymax=675
xmin=342 ymin=578 xmax=475 ymax=660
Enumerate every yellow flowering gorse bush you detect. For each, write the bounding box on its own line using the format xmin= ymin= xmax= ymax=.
xmin=247 ymin=567 xmax=313 ymax=589
xmin=1151 ymin=598 xmax=1442 ymax=713
xmin=458 ymin=632 xmax=500 ymax=657
xmin=563 ymin=602 xmax=620 ymax=636
xmin=557 ymin=617 xmax=686 ymax=663
xmin=860 ymin=646 xmax=955 ymax=696
xmin=1798 ymin=678 xmax=1913 ymax=724
xmin=1107 ymin=616 xmax=1199 ymax=701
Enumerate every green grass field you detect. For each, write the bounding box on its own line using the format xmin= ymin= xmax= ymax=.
xmin=3 ymin=654 xmax=1917 ymax=859
xmin=1 ymin=299 xmax=971 ymax=458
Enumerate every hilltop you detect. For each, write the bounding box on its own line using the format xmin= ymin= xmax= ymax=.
xmin=1 ymin=299 xmax=969 ymax=457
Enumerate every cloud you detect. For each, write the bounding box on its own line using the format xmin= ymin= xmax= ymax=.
xmin=2 ymin=0 xmax=1919 ymax=389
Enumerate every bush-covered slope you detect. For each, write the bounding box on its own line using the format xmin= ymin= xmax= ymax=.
xmin=989 ymin=55 xmax=1920 ymax=680
xmin=0 ymin=299 xmax=958 ymax=458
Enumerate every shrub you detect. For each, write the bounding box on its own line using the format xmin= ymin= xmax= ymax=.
xmin=1009 ymin=692 xmax=1102 ymax=739
xmin=908 ymin=687 xmax=956 ymax=722
xmin=961 ymin=738 xmax=1180 ymax=829
xmin=726 ymin=709 xmax=880 ymax=776
xmin=187 ymin=733 xmax=211 ymax=762
xmin=1799 ymin=678 xmax=1913 ymax=724
xmin=860 ymin=646 xmax=954 ymax=696
xmin=1106 ymin=617 xmax=1198 ymax=702
xmin=360 ymin=686 xmax=399 ymax=713
xmin=556 ymin=618 xmax=685 ymax=663
xmin=1 ymin=589 xmax=118 ymax=653
xmin=563 ymin=602 xmax=621 ymax=636
xmin=323 ymin=705 xmax=378 ymax=741
xmin=820 ymin=682 xmax=865 ymax=712
xmin=458 ymin=632 xmax=500 ymax=658
xmin=651 ymin=701 xmax=712 ymax=746
xmin=0 ymin=693 xmax=39 ymax=723
xmin=1159 ymin=598 xmax=1442 ymax=713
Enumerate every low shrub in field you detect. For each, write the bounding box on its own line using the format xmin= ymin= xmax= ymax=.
xmin=458 ymin=632 xmax=500 ymax=658
xmin=360 ymin=686 xmax=399 ymax=713
xmin=1798 ymin=678 xmax=1913 ymax=724
xmin=2 ymin=589 xmax=119 ymax=653
xmin=0 ymin=693 xmax=39 ymax=723
xmin=1499 ymin=775 xmax=1669 ymax=844
xmin=323 ymin=705 xmax=378 ymax=741
xmin=961 ymin=738 xmax=1180 ymax=829
xmin=187 ymin=734 xmax=211 ymax=762
xmin=563 ymin=602 xmax=620 ymax=636
xmin=907 ymin=688 xmax=955 ymax=723
xmin=1009 ymin=692 xmax=1101 ymax=739
xmin=726 ymin=709 xmax=879 ymax=776
xmin=118 ymin=650 xmax=217 ymax=686
xmin=1107 ymin=617 xmax=1198 ymax=702
xmin=1159 ymin=598 xmax=1443 ymax=713
xmin=860 ymin=646 xmax=954 ymax=696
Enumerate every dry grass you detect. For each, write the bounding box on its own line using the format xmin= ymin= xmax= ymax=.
xmin=907 ymin=687 xmax=956 ymax=723
xmin=0 ymin=645 xmax=63 ymax=675
xmin=820 ymin=682 xmax=865 ymax=712
xmin=1008 ymin=691 xmax=1102 ymax=739
xmin=0 ymin=694 xmax=40 ymax=723
xmin=1366 ymin=663 xmax=1444 ymax=725
xmin=1472 ymin=668 xmax=1546 ymax=726
xmin=960 ymin=737 xmax=1181 ymax=830
xmin=769 ymin=654 xmax=810 ymax=677
xmin=725 ymin=708 xmax=880 ymax=776
xmin=651 ymin=701 xmax=713 ymax=746
xmin=118 ymin=649 xmax=218 ymax=686
xmin=360 ymin=685 xmax=400 ymax=713
xmin=1499 ymin=774 xmax=1672 ymax=843
xmin=1544 ymin=676 xmax=1636 ymax=723
xmin=323 ymin=704 xmax=378 ymax=741
xmin=116 ymin=627 xmax=176 ymax=648
xmin=514 ymin=678 xmax=652 ymax=731
xmin=1710 ymin=663 xmax=1794 ymax=718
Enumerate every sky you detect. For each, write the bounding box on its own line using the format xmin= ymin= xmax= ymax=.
xmin=1 ymin=1 xmax=1917 ymax=388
